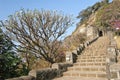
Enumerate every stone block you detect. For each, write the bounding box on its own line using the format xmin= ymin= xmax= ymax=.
xmin=80 ymin=74 xmax=87 ymax=77
xmin=36 ymin=68 xmax=58 ymax=80
xmin=29 ymin=70 xmax=37 ymax=78
xmin=6 ymin=76 xmax=35 ymax=80
xmin=87 ymin=74 xmax=96 ymax=77
xmin=65 ymin=52 xmax=73 ymax=63
xmin=97 ymin=74 xmax=106 ymax=78
xmin=72 ymin=73 xmax=79 ymax=77
xmin=63 ymin=73 xmax=71 ymax=76
xmin=111 ymin=72 xmax=118 ymax=78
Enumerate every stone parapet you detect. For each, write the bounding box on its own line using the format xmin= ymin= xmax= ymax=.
xmin=28 ymin=68 xmax=59 ymax=80
xmin=6 ymin=63 xmax=73 ymax=80
xmin=52 ymin=63 xmax=73 ymax=72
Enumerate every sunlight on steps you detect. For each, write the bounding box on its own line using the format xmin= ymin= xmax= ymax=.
xmin=54 ymin=36 xmax=110 ymax=80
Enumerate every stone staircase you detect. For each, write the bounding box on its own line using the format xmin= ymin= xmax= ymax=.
xmin=54 ymin=36 xmax=110 ymax=80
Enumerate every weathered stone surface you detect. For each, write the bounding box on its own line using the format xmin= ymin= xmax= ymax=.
xmin=65 ymin=51 xmax=73 ymax=63
xmin=52 ymin=63 xmax=72 ymax=71
xmin=36 ymin=68 xmax=58 ymax=80
xmin=107 ymin=46 xmax=117 ymax=65
xmin=29 ymin=70 xmax=37 ymax=78
xmin=6 ymin=76 xmax=35 ymax=80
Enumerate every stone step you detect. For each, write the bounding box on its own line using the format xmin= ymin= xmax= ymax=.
xmin=54 ymin=76 xmax=108 ymax=80
xmin=75 ymin=61 xmax=106 ymax=64
xmin=82 ymin=54 xmax=106 ymax=56
xmin=83 ymin=49 xmax=106 ymax=51
xmin=68 ymin=66 xmax=106 ymax=72
xmin=78 ymin=58 xmax=106 ymax=60
xmin=74 ymin=62 xmax=106 ymax=66
xmin=77 ymin=59 xmax=106 ymax=62
xmin=63 ymin=71 xmax=107 ymax=78
xmin=53 ymin=37 xmax=109 ymax=80
xmin=78 ymin=56 xmax=106 ymax=59
xmin=82 ymin=53 xmax=106 ymax=55
xmin=77 ymin=58 xmax=106 ymax=60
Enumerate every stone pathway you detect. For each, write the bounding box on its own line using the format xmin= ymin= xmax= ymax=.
xmin=54 ymin=36 xmax=110 ymax=80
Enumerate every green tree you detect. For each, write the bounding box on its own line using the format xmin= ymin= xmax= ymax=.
xmin=102 ymin=0 xmax=109 ymax=4
xmin=0 ymin=27 xmax=21 ymax=79
xmin=77 ymin=7 xmax=92 ymax=22
xmin=77 ymin=1 xmax=102 ymax=24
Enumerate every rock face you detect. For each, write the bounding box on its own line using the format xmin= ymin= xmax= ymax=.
xmin=73 ymin=12 xmax=97 ymax=35
xmin=72 ymin=11 xmax=99 ymax=42
xmin=54 ymin=36 xmax=110 ymax=80
xmin=86 ymin=25 xmax=98 ymax=40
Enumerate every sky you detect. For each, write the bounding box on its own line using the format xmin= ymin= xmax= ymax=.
xmin=0 ymin=0 xmax=108 ymax=36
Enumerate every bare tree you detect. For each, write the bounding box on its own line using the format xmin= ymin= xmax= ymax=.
xmin=0 ymin=9 xmax=73 ymax=64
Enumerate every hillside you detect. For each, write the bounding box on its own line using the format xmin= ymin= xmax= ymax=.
xmin=75 ymin=0 xmax=120 ymax=33
xmin=73 ymin=12 xmax=97 ymax=35
xmin=64 ymin=0 xmax=120 ymax=50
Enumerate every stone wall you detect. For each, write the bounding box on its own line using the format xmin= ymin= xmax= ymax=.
xmin=6 ymin=62 xmax=72 ymax=80
xmin=30 ymin=63 xmax=72 ymax=80
xmin=36 ymin=68 xmax=58 ymax=80
xmin=106 ymin=35 xmax=120 ymax=80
